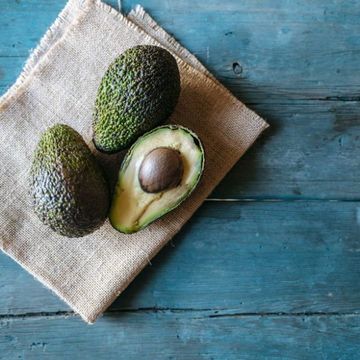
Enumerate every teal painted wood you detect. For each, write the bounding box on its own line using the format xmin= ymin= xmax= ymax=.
xmin=2 ymin=0 xmax=360 ymax=101
xmin=1 ymin=201 xmax=359 ymax=315
xmin=213 ymin=100 xmax=360 ymax=199
xmin=0 ymin=0 xmax=66 ymax=57
xmin=0 ymin=312 xmax=359 ymax=359
xmin=0 ymin=0 xmax=119 ymax=57
xmin=1 ymin=1 xmax=360 ymax=199
xmin=123 ymin=0 xmax=360 ymax=103
xmin=1 ymin=0 xmax=360 ymax=358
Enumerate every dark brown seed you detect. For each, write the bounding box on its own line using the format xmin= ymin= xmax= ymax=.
xmin=139 ymin=147 xmax=183 ymax=193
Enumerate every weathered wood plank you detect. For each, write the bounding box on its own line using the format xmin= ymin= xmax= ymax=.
xmin=212 ymin=100 xmax=360 ymax=199
xmin=0 ymin=312 xmax=359 ymax=359
xmin=125 ymin=0 xmax=360 ymax=102
xmin=2 ymin=0 xmax=360 ymax=101
xmin=1 ymin=201 xmax=359 ymax=315
xmin=0 ymin=0 xmax=118 ymax=56
xmin=0 ymin=0 xmax=66 ymax=57
xmin=0 ymin=56 xmax=26 ymax=91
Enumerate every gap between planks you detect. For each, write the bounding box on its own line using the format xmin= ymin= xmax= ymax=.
xmin=1 ymin=309 xmax=359 ymax=322
xmin=206 ymin=198 xmax=360 ymax=202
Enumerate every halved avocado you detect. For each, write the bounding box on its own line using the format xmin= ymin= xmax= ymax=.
xmin=109 ymin=125 xmax=205 ymax=234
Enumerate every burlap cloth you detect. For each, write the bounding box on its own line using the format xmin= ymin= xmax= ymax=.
xmin=0 ymin=0 xmax=268 ymax=323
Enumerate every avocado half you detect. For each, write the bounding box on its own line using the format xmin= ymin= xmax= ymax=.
xmin=93 ymin=45 xmax=180 ymax=153
xmin=109 ymin=125 xmax=205 ymax=234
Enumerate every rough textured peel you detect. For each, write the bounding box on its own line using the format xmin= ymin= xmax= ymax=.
xmin=29 ymin=124 xmax=109 ymax=237
xmin=93 ymin=45 xmax=181 ymax=153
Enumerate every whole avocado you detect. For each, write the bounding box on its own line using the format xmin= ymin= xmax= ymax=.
xmin=29 ymin=124 xmax=109 ymax=237
xmin=93 ymin=45 xmax=181 ymax=153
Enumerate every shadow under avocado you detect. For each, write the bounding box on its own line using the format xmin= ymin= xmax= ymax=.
xmin=89 ymin=142 xmax=127 ymax=196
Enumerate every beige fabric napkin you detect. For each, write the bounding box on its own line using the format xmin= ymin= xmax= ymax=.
xmin=0 ymin=0 xmax=268 ymax=323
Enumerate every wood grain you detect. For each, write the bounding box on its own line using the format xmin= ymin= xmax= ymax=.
xmin=2 ymin=0 xmax=360 ymax=100
xmin=0 ymin=0 xmax=360 ymax=357
xmin=1 ymin=312 xmax=359 ymax=359
xmin=1 ymin=201 xmax=359 ymax=315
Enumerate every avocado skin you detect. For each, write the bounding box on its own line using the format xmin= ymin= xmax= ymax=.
xmin=109 ymin=125 xmax=205 ymax=234
xmin=29 ymin=124 xmax=109 ymax=237
xmin=93 ymin=45 xmax=181 ymax=153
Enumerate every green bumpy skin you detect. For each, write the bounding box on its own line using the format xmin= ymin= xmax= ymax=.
xmin=93 ymin=45 xmax=181 ymax=153
xmin=29 ymin=124 xmax=110 ymax=237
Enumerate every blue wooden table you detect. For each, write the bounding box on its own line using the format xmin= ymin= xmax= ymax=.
xmin=1 ymin=0 xmax=360 ymax=358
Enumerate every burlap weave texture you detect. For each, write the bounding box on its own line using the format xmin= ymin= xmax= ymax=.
xmin=0 ymin=0 xmax=268 ymax=323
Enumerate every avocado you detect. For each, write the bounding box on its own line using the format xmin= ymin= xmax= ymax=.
xmin=29 ymin=124 xmax=109 ymax=237
xmin=109 ymin=125 xmax=204 ymax=234
xmin=93 ymin=45 xmax=181 ymax=153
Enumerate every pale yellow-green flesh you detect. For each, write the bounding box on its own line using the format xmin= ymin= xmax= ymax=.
xmin=110 ymin=128 xmax=203 ymax=233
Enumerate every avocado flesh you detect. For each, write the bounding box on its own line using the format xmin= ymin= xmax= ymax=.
xmin=29 ymin=124 xmax=109 ymax=237
xmin=93 ymin=45 xmax=180 ymax=153
xmin=109 ymin=126 xmax=204 ymax=234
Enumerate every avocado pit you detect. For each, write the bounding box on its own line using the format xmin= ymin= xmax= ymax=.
xmin=139 ymin=147 xmax=183 ymax=193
